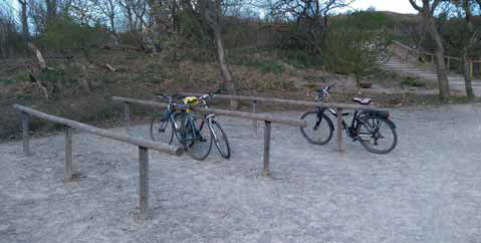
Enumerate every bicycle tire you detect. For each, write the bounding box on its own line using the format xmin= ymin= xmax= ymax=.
xmin=300 ymin=111 xmax=334 ymax=145
xmin=356 ymin=116 xmax=397 ymax=154
xmin=186 ymin=116 xmax=212 ymax=161
xmin=150 ymin=112 xmax=174 ymax=144
xmin=173 ymin=112 xmax=187 ymax=146
xmin=210 ymin=120 xmax=231 ymax=159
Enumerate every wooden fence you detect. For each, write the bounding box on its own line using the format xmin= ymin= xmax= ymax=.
xmin=392 ymin=40 xmax=481 ymax=78
xmin=177 ymin=92 xmax=385 ymax=154
xmin=13 ymin=104 xmax=183 ymax=219
xmin=112 ymin=96 xmax=306 ymax=177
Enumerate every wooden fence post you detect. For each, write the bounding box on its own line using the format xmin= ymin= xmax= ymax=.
xmin=262 ymin=121 xmax=272 ymax=176
xmin=22 ymin=112 xmax=30 ymax=156
xmin=65 ymin=127 xmax=73 ymax=180
xmin=139 ymin=146 xmax=149 ymax=219
xmin=252 ymin=100 xmax=258 ymax=133
xmin=124 ymin=102 xmax=130 ymax=132
xmin=446 ymin=57 xmax=450 ymax=73
xmin=470 ymin=60 xmax=474 ymax=80
xmin=336 ymin=108 xmax=343 ymax=153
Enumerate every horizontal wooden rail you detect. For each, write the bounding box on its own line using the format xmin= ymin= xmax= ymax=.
xmin=14 ymin=104 xmax=183 ymax=156
xmin=392 ymin=40 xmax=462 ymax=61
xmin=176 ymin=93 xmax=383 ymax=111
xmin=14 ymin=104 xmax=183 ymax=219
xmin=112 ymin=96 xmax=306 ymax=127
xmin=113 ymin=96 xmax=309 ymax=176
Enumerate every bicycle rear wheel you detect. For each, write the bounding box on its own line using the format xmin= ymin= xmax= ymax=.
xmin=187 ymin=116 xmax=212 ymax=161
xmin=300 ymin=111 xmax=334 ymax=145
xmin=210 ymin=120 xmax=231 ymax=159
xmin=150 ymin=112 xmax=174 ymax=144
xmin=356 ymin=116 xmax=397 ymax=154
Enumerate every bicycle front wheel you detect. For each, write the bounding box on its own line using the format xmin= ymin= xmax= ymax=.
xmin=187 ymin=116 xmax=213 ymax=161
xmin=356 ymin=116 xmax=397 ymax=154
xmin=300 ymin=111 xmax=334 ymax=145
xmin=150 ymin=112 xmax=174 ymax=144
xmin=210 ymin=120 xmax=231 ymax=159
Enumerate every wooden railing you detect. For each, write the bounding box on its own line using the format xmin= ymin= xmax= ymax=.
xmin=391 ymin=40 xmax=481 ymax=77
xmin=13 ymin=104 xmax=183 ymax=219
xmin=177 ymin=92 xmax=386 ymax=154
xmin=113 ymin=95 xmax=387 ymax=175
xmin=113 ymin=96 xmax=307 ymax=177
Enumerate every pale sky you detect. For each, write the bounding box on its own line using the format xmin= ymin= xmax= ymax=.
xmin=348 ymin=0 xmax=418 ymax=14
xmin=7 ymin=0 xmax=419 ymax=17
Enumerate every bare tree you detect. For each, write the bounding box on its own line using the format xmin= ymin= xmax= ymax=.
xmin=270 ymin=0 xmax=355 ymax=55
xmin=179 ymin=0 xmax=241 ymax=107
xmin=453 ymin=0 xmax=481 ymax=99
xmin=116 ymin=0 xmax=149 ymax=48
xmin=409 ymin=0 xmax=451 ymax=100
xmin=0 ymin=2 xmax=19 ymax=58
xmin=204 ymin=0 xmax=240 ymax=99
xmin=45 ymin=0 xmax=58 ymax=25
xmin=18 ymin=0 xmax=29 ymax=39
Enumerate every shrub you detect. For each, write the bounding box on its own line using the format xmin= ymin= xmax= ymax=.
xmin=322 ymin=11 xmax=392 ymax=86
xmin=37 ymin=17 xmax=109 ymax=54
xmin=401 ymin=77 xmax=426 ymax=87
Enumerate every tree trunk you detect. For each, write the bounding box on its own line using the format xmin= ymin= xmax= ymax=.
xmin=203 ymin=0 xmax=240 ymax=109
xmin=428 ymin=17 xmax=450 ymax=100
xmin=19 ymin=0 xmax=29 ymax=39
xmin=28 ymin=43 xmax=47 ymax=69
xmin=213 ymin=26 xmax=239 ymax=109
xmin=463 ymin=56 xmax=475 ymax=99
xmin=45 ymin=0 xmax=57 ymax=25
xmin=462 ymin=0 xmax=476 ymax=99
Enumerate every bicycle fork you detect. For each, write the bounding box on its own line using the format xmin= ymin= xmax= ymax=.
xmin=205 ymin=114 xmax=217 ymax=141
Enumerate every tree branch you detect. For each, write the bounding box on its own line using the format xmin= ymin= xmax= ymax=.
xmin=431 ymin=0 xmax=442 ymax=15
xmin=409 ymin=0 xmax=423 ymax=12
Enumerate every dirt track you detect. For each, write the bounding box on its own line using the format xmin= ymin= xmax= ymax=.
xmin=1 ymin=104 xmax=481 ymax=243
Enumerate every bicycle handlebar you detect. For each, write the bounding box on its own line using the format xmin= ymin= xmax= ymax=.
xmin=199 ymin=88 xmax=223 ymax=101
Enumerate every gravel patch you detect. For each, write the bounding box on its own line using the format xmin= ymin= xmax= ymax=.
xmin=1 ymin=104 xmax=481 ymax=243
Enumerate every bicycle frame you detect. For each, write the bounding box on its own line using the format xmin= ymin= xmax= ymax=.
xmin=315 ymin=107 xmax=361 ymax=138
xmin=156 ymin=88 xmax=222 ymax=149
xmin=157 ymin=103 xmax=199 ymax=146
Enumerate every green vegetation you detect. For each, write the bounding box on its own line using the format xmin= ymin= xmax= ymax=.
xmin=38 ymin=17 xmax=109 ymax=54
xmin=227 ymin=48 xmax=285 ymax=74
xmin=401 ymin=77 xmax=426 ymax=88
xmin=322 ymin=11 xmax=392 ymax=86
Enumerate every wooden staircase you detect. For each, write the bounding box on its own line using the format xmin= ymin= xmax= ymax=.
xmin=383 ymin=41 xmax=481 ymax=96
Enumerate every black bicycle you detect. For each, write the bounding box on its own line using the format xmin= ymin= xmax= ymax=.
xmin=150 ymin=89 xmax=231 ymax=160
xmin=300 ymin=84 xmax=397 ymax=154
xmin=148 ymin=93 xmax=211 ymax=160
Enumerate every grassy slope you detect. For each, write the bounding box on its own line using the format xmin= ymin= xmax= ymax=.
xmin=0 ymin=46 xmax=457 ymax=140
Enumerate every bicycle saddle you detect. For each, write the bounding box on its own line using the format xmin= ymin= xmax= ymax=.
xmin=353 ymin=97 xmax=371 ymax=105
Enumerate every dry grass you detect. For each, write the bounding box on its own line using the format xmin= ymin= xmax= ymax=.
xmin=1 ymin=48 xmax=471 ymax=141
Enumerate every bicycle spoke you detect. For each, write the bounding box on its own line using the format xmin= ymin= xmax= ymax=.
xmin=357 ymin=116 xmax=397 ymax=154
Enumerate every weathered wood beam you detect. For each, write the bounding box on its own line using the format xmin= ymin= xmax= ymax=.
xmin=337 ymin=108 xmax=343 ymax=153
xmin=65 ymin=127 xmax=73 ymax=180
xmin=177 ymin=92 xmax=383 ymax=111
xmin=252 ymin=100 xmax=258 ymax=133
xmin=262 ymin=121 xmax=272 ymax=177
xmin=139 ymin=146 xmax=149 ymax=219
xmin=124 ymin=102 xmax=130 ymax=132
xmin=22 ymin=112 xmax=30 ymax=156
xmin=112 ymin=97 xmax=306 ymax=127
xmin=13 ymin=104 xmax=183 ymax=156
